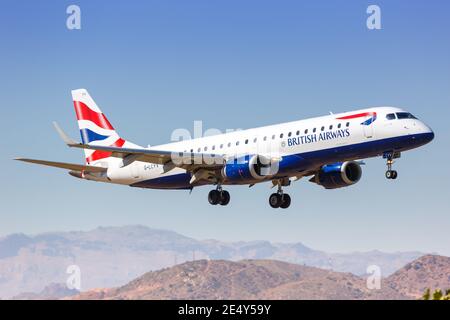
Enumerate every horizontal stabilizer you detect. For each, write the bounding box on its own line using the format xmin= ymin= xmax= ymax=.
xmin=15 ymin=158 xmax=106 ymax=173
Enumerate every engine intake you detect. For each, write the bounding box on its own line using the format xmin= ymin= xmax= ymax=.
xmin=311 ymin=161 xmax=362 ymax=189
xmin=222 ymin=155 xmax=278 ymax=183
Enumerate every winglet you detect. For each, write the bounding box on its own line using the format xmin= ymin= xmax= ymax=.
xmin=53 ymin=121 xmax=79 ymax=146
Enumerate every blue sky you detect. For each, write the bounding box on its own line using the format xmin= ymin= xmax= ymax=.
xmin=1 ymin=0 xmax=449 ymax=255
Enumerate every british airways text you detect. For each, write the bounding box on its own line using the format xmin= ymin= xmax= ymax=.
xmin=287 ymin=128 xmax=350 ymax=147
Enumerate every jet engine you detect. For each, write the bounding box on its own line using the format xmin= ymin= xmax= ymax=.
xmin=310 ymin=161 xmax=362 ymax=189
xmin=222 ymin=155 xmax=279 ymax=183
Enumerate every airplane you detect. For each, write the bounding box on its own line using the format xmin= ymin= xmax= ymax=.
xmin=16 ymin=89 xmax=434 ymax=209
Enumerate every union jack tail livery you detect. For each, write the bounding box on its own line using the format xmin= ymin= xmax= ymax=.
xmin=72 ymin=89 xmax=137 ymax=165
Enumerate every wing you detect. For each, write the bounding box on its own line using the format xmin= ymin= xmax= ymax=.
xmin=15 ymin=158 xmax=106 ymax=173
xmin=53 ymin=122 xmax=226 ymax=170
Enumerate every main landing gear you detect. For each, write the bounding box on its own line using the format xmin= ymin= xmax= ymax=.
xmin=269 ymin=181 xmax=291 ymax=209
xmin=208 ymin=186 xmax=230 ymax=206
xmin=384 ymin=151 xmax=400 ymax=180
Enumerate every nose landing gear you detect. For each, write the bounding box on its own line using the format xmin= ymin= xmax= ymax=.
xmin=385 ymin=168 xmax=398 ymax=179
xmin=384 ymin=151 xmax=401 ymax=180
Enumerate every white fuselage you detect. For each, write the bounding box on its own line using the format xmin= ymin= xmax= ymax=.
xmin=86 ymin=106 xmax=433 ymax=189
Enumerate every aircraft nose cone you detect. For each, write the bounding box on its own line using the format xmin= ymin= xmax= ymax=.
xmin=426 ymin=130 xmax=435 ymax=143
xmin=419 ymin=121 xmax=434 ymax=143
xmin=422 ymin=125 xmax=434 ymax=144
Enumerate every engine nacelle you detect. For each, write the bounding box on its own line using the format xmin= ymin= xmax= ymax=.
xmin=311 ymin=161 xmax=362 ymax=189
xmin=222 ymin=155 xmax=278 ymax=183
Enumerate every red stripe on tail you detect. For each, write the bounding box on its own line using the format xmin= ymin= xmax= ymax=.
xmin=74 ymin=101 xmax=114 ymax=130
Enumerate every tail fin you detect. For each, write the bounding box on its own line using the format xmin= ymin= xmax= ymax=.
xmin=72 ymin=89 xmax=129 ymax=165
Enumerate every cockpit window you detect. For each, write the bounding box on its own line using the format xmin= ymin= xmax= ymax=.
xmin=386 ymin=113 xmax=396 ymax=120
xmin=396 ymin=112 xmax=417 ymax=120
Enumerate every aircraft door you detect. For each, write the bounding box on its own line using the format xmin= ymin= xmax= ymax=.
xmin=363 ymin=115 xmax=374 ymax=138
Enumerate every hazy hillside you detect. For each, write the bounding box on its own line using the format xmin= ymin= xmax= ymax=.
xmin=72 ymin=255 xmax=450 ymax=300
xmin=12 ymin=283 xmax=79 ymax=300
xmin=385 ymin=255 xmax=450 ymax=299
xmin=0 ymin=225 xmax=425 ymax=299
xmin=71 ymin=259 xmax=404 ymax=300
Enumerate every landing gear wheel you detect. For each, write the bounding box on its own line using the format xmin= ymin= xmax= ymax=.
xmin=385 ymin=170 xmax=392 ymax=179
xmin=219 ymin=190 xmax=230 ymax=206
xmin=269 ymin=193 xmax=282 ymax=208
xmin=391 ymin=170 xmax=398 ymax=179
xmin=385 ymin=170 xmax=398 ymax=180
xmin=280 ymin=194 xmax=291 ymax=209
xmin=208 ymin=190 xmax=221 ymax=205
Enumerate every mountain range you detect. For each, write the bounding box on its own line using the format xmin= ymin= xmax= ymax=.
xmin=0 ymin=225 xmax=429 ymax=299
xmin=70 ymin=255 xmax=450 ymax=300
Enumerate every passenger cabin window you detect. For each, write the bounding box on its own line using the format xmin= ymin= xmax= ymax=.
xmin=296 ymin=130 xmax=300 ymax=136
xmin=396 ymin=112 xmax=417 ymax=120
xmin=227 ymin=142 xmax=231 ymax=147
xmin=313 ymin=128 xmax=317 ymax=133
xmin=288 ymin=132 xmax=292 ymax=137
xmin=304 ymin=129 xmax=308 ymax=134
xmin=272 ymin=134 xmax=275 ymax=140
xmin=245 ymin=139 xmax=248 ymax=144
xmin=263 ymin=136 xmax=267 ymax=141
xmin=236 ymin=141 xmax=240 ymax=146
xmin=204 ymin=146 xmax=208 ymax=151
xmin=220 ymin=144 xmax=223 ymax=149
xmin=329 ymin=125 xmax=333 ymax=130
xmin=337 ymin=123 xmax=341 ymax=129
xmin=280 ymin=133 xmax=284 ymax=138
xmin=253 ymin=138 xmax=257 ymax=143
xmin=321 ymin=126 xmax=325 ymax=131
xmin=386 ymin=113 xmax=396 ymax=120
xmin=346 ymin=122 xmax=350 ymax=127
